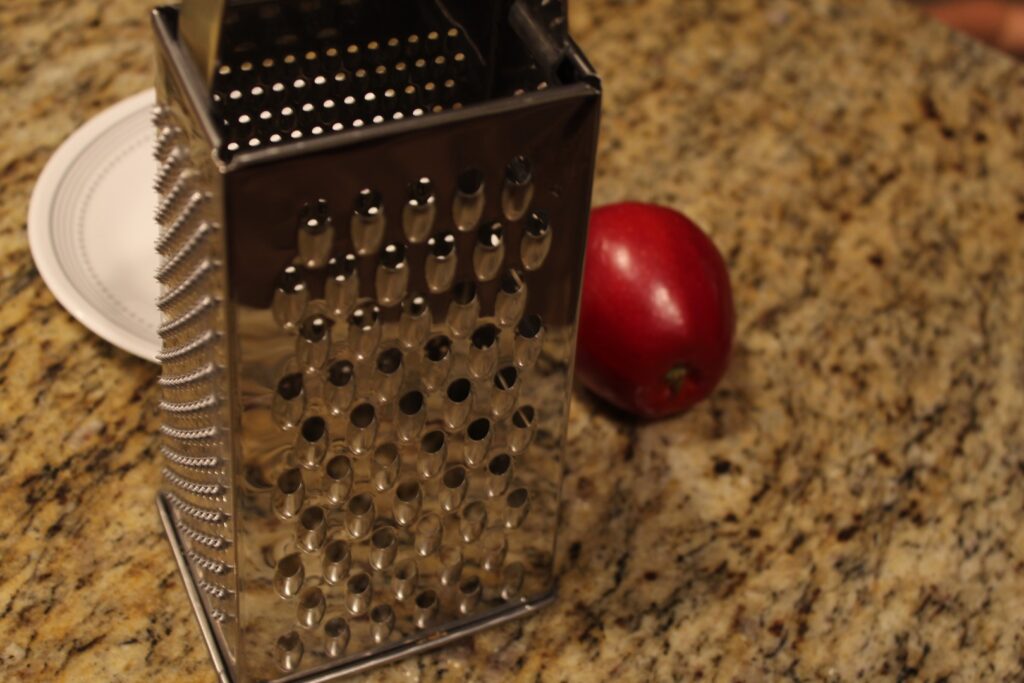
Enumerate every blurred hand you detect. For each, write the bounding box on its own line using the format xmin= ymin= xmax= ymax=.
xmin=925 ymin=1 xmax=1024 ymax=56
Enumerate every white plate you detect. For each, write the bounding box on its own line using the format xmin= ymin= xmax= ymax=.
xmin=29 ymin=89 xmax=161 ymax=362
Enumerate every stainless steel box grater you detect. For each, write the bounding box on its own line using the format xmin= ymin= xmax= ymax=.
xmin=152 ymin=1 xmax=600 ymax=680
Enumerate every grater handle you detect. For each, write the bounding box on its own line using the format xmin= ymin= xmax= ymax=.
xmin=526 ymin=0 xmax=568 ymax=39
xmin=508 ymin=0 xmax=568 ymax=72
xmin=179 ymin=0 xmax=227 ymax=89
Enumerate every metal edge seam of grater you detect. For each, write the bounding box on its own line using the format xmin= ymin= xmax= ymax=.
xmin=152 ymin=2 xmax=600 ymax=681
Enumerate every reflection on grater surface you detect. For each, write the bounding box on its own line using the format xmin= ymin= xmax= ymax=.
xmin=231 ymin=171 xmax=573 ymax=678
xmin=153 ymin=1 xmax=599 ymax=680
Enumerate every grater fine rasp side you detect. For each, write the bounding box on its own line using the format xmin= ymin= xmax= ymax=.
xmin=153 ymin=2 xmax=600 ymax=681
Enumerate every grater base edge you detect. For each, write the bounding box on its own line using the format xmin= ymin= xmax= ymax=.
xmin=158 ymin=494 xmax=555 ymax=683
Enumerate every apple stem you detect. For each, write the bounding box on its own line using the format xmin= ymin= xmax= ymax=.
xmin=665 ymin=364 xmax=689 ymax=396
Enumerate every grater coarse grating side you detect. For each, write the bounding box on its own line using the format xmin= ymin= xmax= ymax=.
xmin=152 ymin=1 xmax=600 ymax=681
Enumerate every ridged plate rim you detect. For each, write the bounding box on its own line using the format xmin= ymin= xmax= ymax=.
xmin=28 ymin=88 xmax=160 ymax=362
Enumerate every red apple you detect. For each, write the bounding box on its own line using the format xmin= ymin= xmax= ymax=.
xmin=576 ymin=202 xmax=735 ymax=419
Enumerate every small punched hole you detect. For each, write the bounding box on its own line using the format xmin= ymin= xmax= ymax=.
xmin=526 ymin=210 xmax=550 ymax=236
xmin=372 ymin=527 xmax=396 ymax=549
xmin=494 ymin=366 xmax=518 ymax=390
xmin=300 ymin=589 xmax=322 ymax=611
xmin=508 ymin=488 xmax=529 ymax=508
xmin=301 ymin=416 xmax=326 ymax=442
xmin=348 ymin=573 xmax=370 ymax=593
xmin=406 ymin=295 xmax=428 ymax=317
xmin=278 ymin=468 xmax=302 ymax=494
xmin=300 ymin=315 xmax=329 ymax=342
xmin=428 ymin=233 xmax=456 ymax=257
xmin=425 ymin=336 xmax=452 ymax=361
xmin=488 ymin=453 xmax=512 ymax=476
xmin=381 ymin=243 xmax=406 ymax=268
xmin=329 ymin=254 xmax=358 ymax=282
xmin=444 ymin=467 xmax=466 ymax=489
xmin=277 ymin=553 xmax=302 ymax=577
xmin=472 ymin=324 xmax=499 ymax=349
xmin=324 ymin=617 xmax=347 ymax=638
xmin=447 ymin=378 xmax=471 ymax=402
xmin=300 ymin=506 xmax=324 ymax=530
xmin=400 ymin=390 xmax=424 ymax=415
xmin=468 ymin=418 xmax=491 ymax=441
xmin=350 ymin=403 xmax=375 ymax=428
xmin=348 ymin=493 xmax=372 ymax=515
xmin=326 ymin=456 xmax=351 ymax=481
xmin=349 ymin=305 xmax=380 ymax=330
xmin=410 ymin=178 xmax=434 ymax=206
xmin=355 ymin=189 xmax=383 ymax=217
xmin=396 ymin=561 xmax=416 ymax=581
xmin=397 ymin=481 xmax=421 ymax=502
xmin=371 ymin=604 xmax=393 ymax=624
xmin=506 ymin=156 xmax=532 ymax=185
xmin=421 ymin=431 xmax=445 ymax=454
xmin=501 ymin=270 xmax=525 ymax=294
xmin=328 ymin=360 xmax=354 ymax=387
xmin=277 ymin=373 xmax=303 ymax=400
xmin=453 ymin=282 xmax=476 ymax=305
xmin=518 ymin=314 xmax=543 ymax=339
xmin=457 ymin=168 xmax=484 ymax=195
xmin=276 ymin=265 xmax=305 ymax=294
xmin=513 ymin=405 xmax=536 ymax=428
xmin=478 ymin=222 xmax=504 ymax=249
xmin=376 ymin=348 xmax=403 ymax=374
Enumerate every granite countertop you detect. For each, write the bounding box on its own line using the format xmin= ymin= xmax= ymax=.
xmin=3 ymin=0 xmax=1024 ymax=680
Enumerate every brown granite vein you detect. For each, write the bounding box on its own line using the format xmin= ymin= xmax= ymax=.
xmin=2 ymin=0 xmax=1024 ymax=681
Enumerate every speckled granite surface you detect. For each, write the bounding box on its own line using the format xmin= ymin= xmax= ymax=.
xmin=2 ymin=0 xmax=1024 ymax=681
